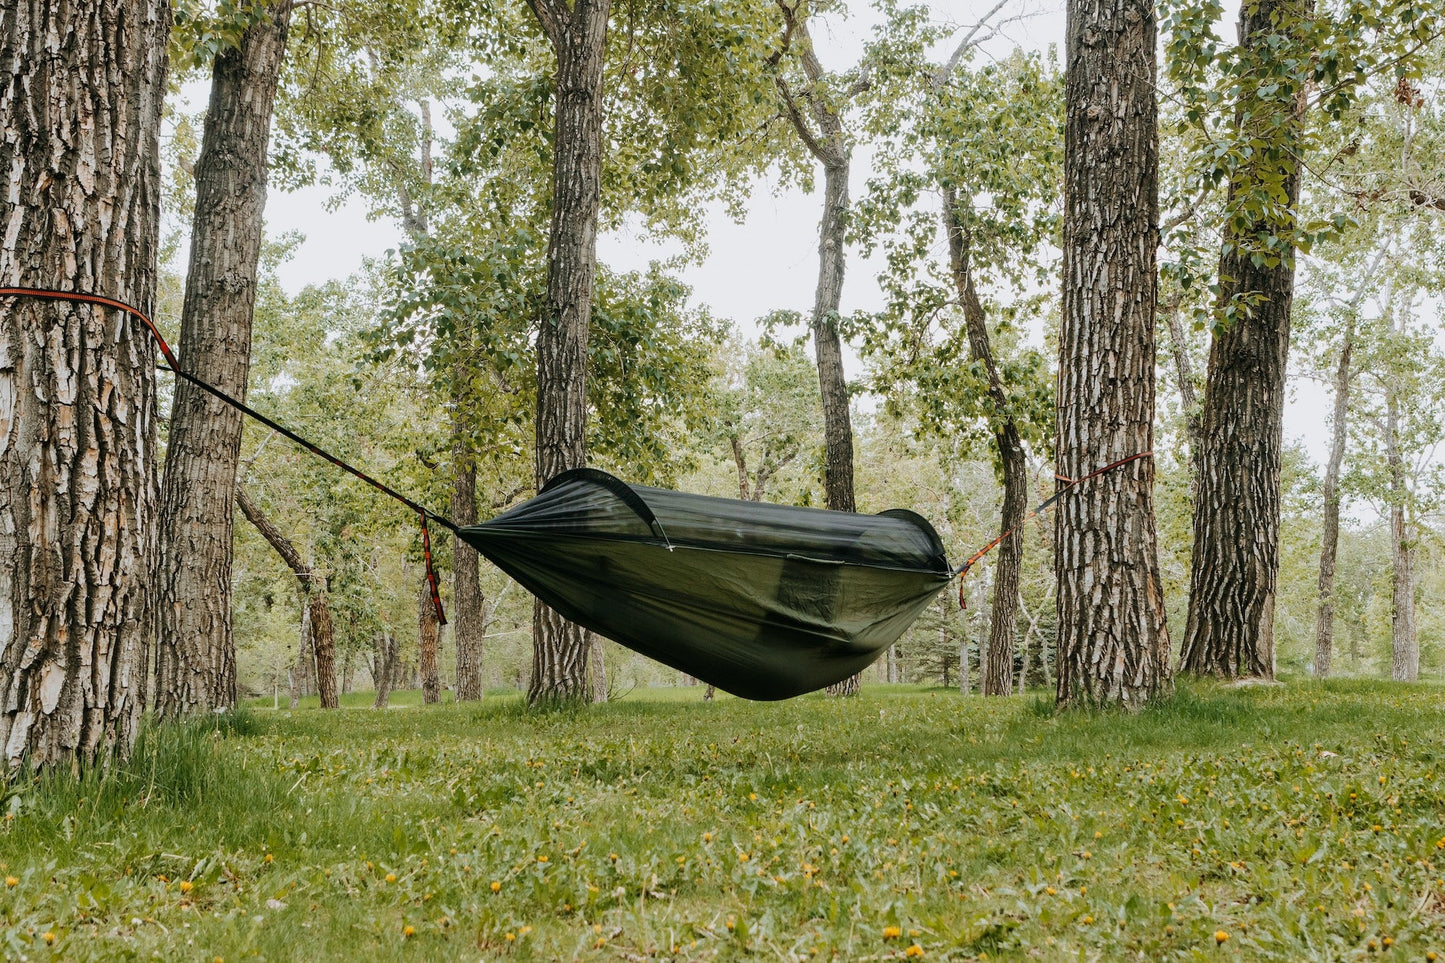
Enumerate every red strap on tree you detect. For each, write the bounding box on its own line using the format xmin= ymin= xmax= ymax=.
xmin=1 ymin=286 xmax=451 ymax=624
xmin=954 ymin=450 xmax=1154 ymax=609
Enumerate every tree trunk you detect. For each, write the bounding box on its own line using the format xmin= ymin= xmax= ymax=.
xmin=418 ymin=576 xmax=442 ymax=704
xmin=341 ymin=645 xmax=354 ymax=695
xmin=730 ymin=434 xmax=751 ymax=501
xmin=0 ymin=0 xmax=168 ymax=771
xmin=1163 ymin=294 xmax=1203 ymax=466
xmin=589 ymin=632 xmax=607 ymax=703
xmin=154 ymin=1 xmax=291 ymax=720
xmin=1055 ymin=0 xmax=1172 ymax=709
xmin=1314 ymin=314 xmax=1353 ymax=678
xmin=290 ymin=605 xmax=311 ymax=709
xmin=1385 ymin=319 xmax=1418 ymax=682
xmin=235 ymin=485 xmax=337 ymax=707
xmin=1179 ymin=0 xmax=1309 ymax=681
xmin=814 ymin=163 xmax=861 ymax=700
xmin=372 ymin=629 xmax=398 ymax=709
xmin=525 ymin=0 xmax=610 ymax=705
xmin=943 ymin=190 xmax=1028 ymax=698
xmin=451 ymin=429 xmax=485 ymax=702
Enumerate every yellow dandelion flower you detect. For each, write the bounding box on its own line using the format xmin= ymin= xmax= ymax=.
xmin=179 ymin=880 xmax=193 ymax=894
xmin=42 ymin=932 xmax=56 ymax=946
xmin=883 ymin=925 xmax=901 ymax=940
xmin=489 ymin=880 xmax=501 ymax=892
xmin=905 ymin=945 xmax=924 ymax=958
xmin=1215 ymin=930 xmax=1229 ymax=944
xmin=264 ymin=853 xmax=274 ymax=864
xmin=385 ymin=873 xmax=397 ymax=883
xmin=4 ymin=877 xmax=16 ymax=888
xmin=403 ymin=925 xmax=415 ymax=938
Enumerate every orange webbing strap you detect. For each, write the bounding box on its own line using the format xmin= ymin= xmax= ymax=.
xmin=953 ymin=450 xmax=1154 ymax=609
xmin=2 ymin=286 xmax=452 ymax=624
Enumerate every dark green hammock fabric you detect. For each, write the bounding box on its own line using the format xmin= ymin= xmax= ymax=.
xmin=459 ymin=469 xmax=952 ymax=700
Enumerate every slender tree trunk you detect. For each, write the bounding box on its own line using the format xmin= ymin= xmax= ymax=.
xmin=1163 ymin=294 xmax=1203 ymax=466
xmin=814 ymin=164 xmax=861 ymax=699
xmin=341 ymin=646 xmax=354 ymax=695
xmin=525 ymin=0 xmax=610 ymax=705
xmin=154 ymin=1 xmax=291 ymax=720
xmin=589 ymin=632 xmax=607 ymax=703
xmin=1315 ymin=244 xmax=1388 ymax=678
xmin=451 ymin=429 xmax=485 ymax=701
xmin=418 ymin=576 xmax=442 ymax=704
xmin=1385 ymin=322 xmax=1418 ymax=682
xmin=1055 ymin=0 xmax=1172 ymax=709
xmin=0 ymin=0 xmax=168 ymax=771
xmin=235 ymin=485 xmax=337 ymax=707
xmin=1314 ymin=315 xmax=1353 ymax=678
xmin=943 ymin=191 xmax=1028 ymax=697
xmin=290 ymin=605 xmax=312 ymax=709
xmin=1179 ymin=0 xmax=1309 ymax=681
xmin=730 ymin=434 xmax=751 ymax=501
xmin=372 ymin=628 xmax=397 ymax=709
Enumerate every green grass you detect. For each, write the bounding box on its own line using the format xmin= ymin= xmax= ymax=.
xmin=3 ymin=680 xmax=1444 ymax=960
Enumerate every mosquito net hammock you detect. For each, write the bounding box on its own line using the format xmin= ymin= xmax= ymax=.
xmin=460 ymin=469 xmax=953 ymax=700
xmin=9 ymin=287 xmax=1142 ymax=704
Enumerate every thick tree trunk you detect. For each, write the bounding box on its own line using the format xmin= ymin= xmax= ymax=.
xmin=1314 ymin=316 xmax=1353 ymax=678
xmin=1055 ymin=0 xmax=1172 ymax=709
xmin=1179 ymin=0 xmax=1308 ymax=681
xmin=1385 ymin=344 xmax=1418 ymax=682
xmin=525 ymin=0 xmax=610 ymax=705
xmin=451 ymin=439 xmax=484 ymax=701
xmin=418 ymin=576 xmax=442 ymax=704
xmin=155 ymin=2 xmax=291 ymax=719
xmin=235 ymin=486 xmax=337 ymax=707
xmin=0 ymin=0 xmax=168 ymax=771
xmin=943 ymin=191 xmax=1028 ymax=698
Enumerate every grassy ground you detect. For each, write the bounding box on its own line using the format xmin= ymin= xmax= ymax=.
xmin=2 ymin=680 xmax=1443 ymax=960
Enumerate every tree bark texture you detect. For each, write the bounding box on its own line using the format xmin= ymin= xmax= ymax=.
xmin=1179 ymin=0 xmax=1308 ymax=681
xmin=1314 ymin=315 xmax=1352 ymax=678
xmin=235 ymin=486 xmax=337 ymax=708
xmin=0 ymin=0 xmax=169 ymax=771
xmin=154 ymin=2 xmax=291 ymax=719
xmin=372 ymin=629 xmax=397 ymax=709
xmin=943 ymin=190 xmax=1027 ymax=698
xmin=1055 ymin=0 xmax=1172 ymax=709
xmin=525 ymin=0 xmax=610 ymax=705
xmin=1385 ymin=338 xmax=1418 ymax=682
xmin=418 ymin=575 xmax=442 ymax=704
xmin=451 ymin=429 xmax=484 ymax=701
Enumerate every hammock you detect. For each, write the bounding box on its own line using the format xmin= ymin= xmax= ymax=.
xmin=5 ymin=288 xmax=1147 ymax=703
xmin=461 ymin=469 xmax=952 ymax=699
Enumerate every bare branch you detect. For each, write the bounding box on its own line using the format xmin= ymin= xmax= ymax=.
xmin=524 ymin=0 xmax=570 ymax=48
xmin=933 ymin=0 xmax=1012 ymax=88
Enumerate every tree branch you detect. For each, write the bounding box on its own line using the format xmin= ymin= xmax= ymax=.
xmin=524 ymin=0 xmax=570 ymax=48
xmin=933 ymin=0 xmax=1013 ymax=88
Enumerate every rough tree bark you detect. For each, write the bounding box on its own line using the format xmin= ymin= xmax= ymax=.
xmin=235 ymin=486 xmax=338 ymax=708
xmin=524 ymin=0 xmax=611 ymax=704
xmin=773 ymin=7 xmax=861 ymax=697
xmin=154 ymin=0 xmax=292 ymax=719
xmin=451 ymin=430 xmax=485 ymax=700
xmin=1385 ymin=308 xmax=1418 ymax=682
xmin=1179 ymin=0 xmax=1309 ymax=680
xmin=0 ymin=0 xmax=169 ymax=770
xmin=1055 ymin=0 xmax=1172 ymax=709
xmin=418 ymin=577 xmax=442 ymax=704
xmin=372 ymin=628 xmax=398 ymax=709
xmin=943 ymin=191 xmax=1029 ymax=697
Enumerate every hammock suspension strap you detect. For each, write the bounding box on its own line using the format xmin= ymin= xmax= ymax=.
xmin=1 ymin=286 xmax=452 ymax=624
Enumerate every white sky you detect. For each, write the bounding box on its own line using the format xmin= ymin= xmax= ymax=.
xmin=260 ymin=0 xmax=1336 ymax=467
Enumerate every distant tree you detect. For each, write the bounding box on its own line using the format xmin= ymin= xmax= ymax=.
xmin=155 ymin=0 xmax=295 ymax=718
xmin=0 ymin=0 xmax=169 ymax=770
xmin=1054 ymin=0 xmax=1173 ymax=708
